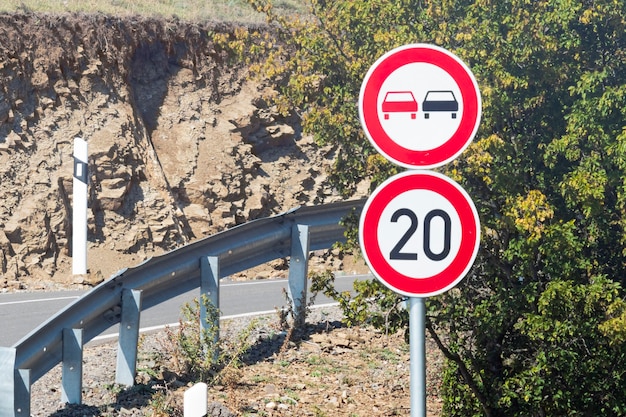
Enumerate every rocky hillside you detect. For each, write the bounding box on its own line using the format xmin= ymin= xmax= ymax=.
xmin=0 ymin=13 xmax=361 ymax=290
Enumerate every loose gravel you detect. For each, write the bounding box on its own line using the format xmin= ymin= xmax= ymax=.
xmin=28 ymin=305 xmax=444 ymax=416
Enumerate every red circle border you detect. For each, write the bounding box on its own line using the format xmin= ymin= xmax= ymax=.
xmin=359 ymin=44 xmax=481 ymax=169
xmin=359 ymin=171 xmax=480 ymax=297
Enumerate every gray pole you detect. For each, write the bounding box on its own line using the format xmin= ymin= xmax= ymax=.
xmin=288 ymin=224 xmax=310 ymax=328
xmin=410 ymin=297 xmax=427 ymax=417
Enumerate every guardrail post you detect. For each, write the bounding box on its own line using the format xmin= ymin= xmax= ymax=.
xmin=116 ymin=289 xmax=143 ymax=387
xmin=15 ymin=369 xmax=30 ymax=416
xmin=288 ymin=224 xmax=310 ymax=327
xmin=61 ymin=328 xmax=83 ymax=405
xmin=201 ymin=256 xmax=220 ymax=360
xmin=0 ymin=347 xmax=30 ymax=417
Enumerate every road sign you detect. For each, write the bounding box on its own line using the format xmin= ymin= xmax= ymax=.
xmin=358 ymin=43 xmax=482 ymax=169
xmin=359 ymin=170 xmax=480 ymax=297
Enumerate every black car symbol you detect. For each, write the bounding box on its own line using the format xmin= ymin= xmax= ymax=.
xmin=422 ymin=90 xmax=459 ymax=119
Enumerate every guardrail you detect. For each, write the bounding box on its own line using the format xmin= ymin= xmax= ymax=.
xmin=0 ymin=198 xmax=365 ymax=416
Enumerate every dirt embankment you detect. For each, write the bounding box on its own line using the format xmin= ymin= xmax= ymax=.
xmin=0 ymin=13 xmax=360 ymax=290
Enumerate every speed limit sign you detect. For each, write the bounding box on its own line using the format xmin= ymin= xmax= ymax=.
xmin=359 ymin=170 xmax=480 ymax=297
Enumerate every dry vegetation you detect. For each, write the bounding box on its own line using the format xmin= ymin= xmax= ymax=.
xmin=31 ymin=307 xmax=444 ymax=416
xmin=0 ymin=0 xmax=304 ymax=23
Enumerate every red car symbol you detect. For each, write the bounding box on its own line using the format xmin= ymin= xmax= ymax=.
xmin=382 ymin=91 xmax=418 ymax=120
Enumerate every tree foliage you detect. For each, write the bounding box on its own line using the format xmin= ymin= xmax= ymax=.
xmin=238 ymin=0 xmax=626 ymax=415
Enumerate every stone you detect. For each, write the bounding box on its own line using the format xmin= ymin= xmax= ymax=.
xmin=207 ymin=402 xmax=238 ymax=417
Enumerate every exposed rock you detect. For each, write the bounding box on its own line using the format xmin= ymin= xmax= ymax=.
xmin=0 ymin=13 xmax=360 ymax=290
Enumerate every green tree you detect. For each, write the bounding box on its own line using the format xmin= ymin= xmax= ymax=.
xmin=240 ymin=0 xmax=626 ymax=415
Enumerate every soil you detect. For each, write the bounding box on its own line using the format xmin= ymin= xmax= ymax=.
xmin=30 ymin=307 xmax=444 ymax=417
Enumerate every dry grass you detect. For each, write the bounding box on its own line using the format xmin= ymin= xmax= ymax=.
xmin=0 ymin=0 xmax=305 ymax=23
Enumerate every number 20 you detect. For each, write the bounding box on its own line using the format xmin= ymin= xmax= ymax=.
xmin=389 ymin=208 xmax=451 ymax=261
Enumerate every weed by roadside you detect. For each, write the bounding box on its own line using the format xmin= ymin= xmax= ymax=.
xmin=135 ymin=294 xmax=257 ymax=415
xmin=34 ymin=304 xmax=443 ymax=416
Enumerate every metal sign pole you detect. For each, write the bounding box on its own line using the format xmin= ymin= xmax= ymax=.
xmin=410 ymin=297 xmax=427 ymax=417
xmin=357 ymin=42 xmax=482 ymax=417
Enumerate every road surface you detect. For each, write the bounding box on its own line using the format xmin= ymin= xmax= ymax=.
xmin=0 ymin=274 xmax=369 ymax=347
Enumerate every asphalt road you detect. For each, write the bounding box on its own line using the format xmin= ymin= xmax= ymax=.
xmin=0 ymin=274 xmax=368 ymax=347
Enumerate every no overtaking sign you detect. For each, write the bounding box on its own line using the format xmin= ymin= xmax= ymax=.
xmin=358 ymin=43 xmax=482 ymax=170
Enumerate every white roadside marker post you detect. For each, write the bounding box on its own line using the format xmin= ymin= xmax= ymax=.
xmin=184 ymin=382 xmax=208 ymax=417
xmin=72 ymin=137 xmax=88 ymax=276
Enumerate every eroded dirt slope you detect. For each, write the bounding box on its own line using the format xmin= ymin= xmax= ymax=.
xmin=0 ymin=13 xmax=359 ymax=290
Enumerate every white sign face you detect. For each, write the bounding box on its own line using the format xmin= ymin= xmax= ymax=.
xmin=376 ymin=188 xmax=463 ymax=278
xmin=359 ymin=44 xmax=482 ymax=169
xmin=379 ymin=63 xmax=462 ymax=150
xmin=359 ymin=171 xmax=480 ymax=298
